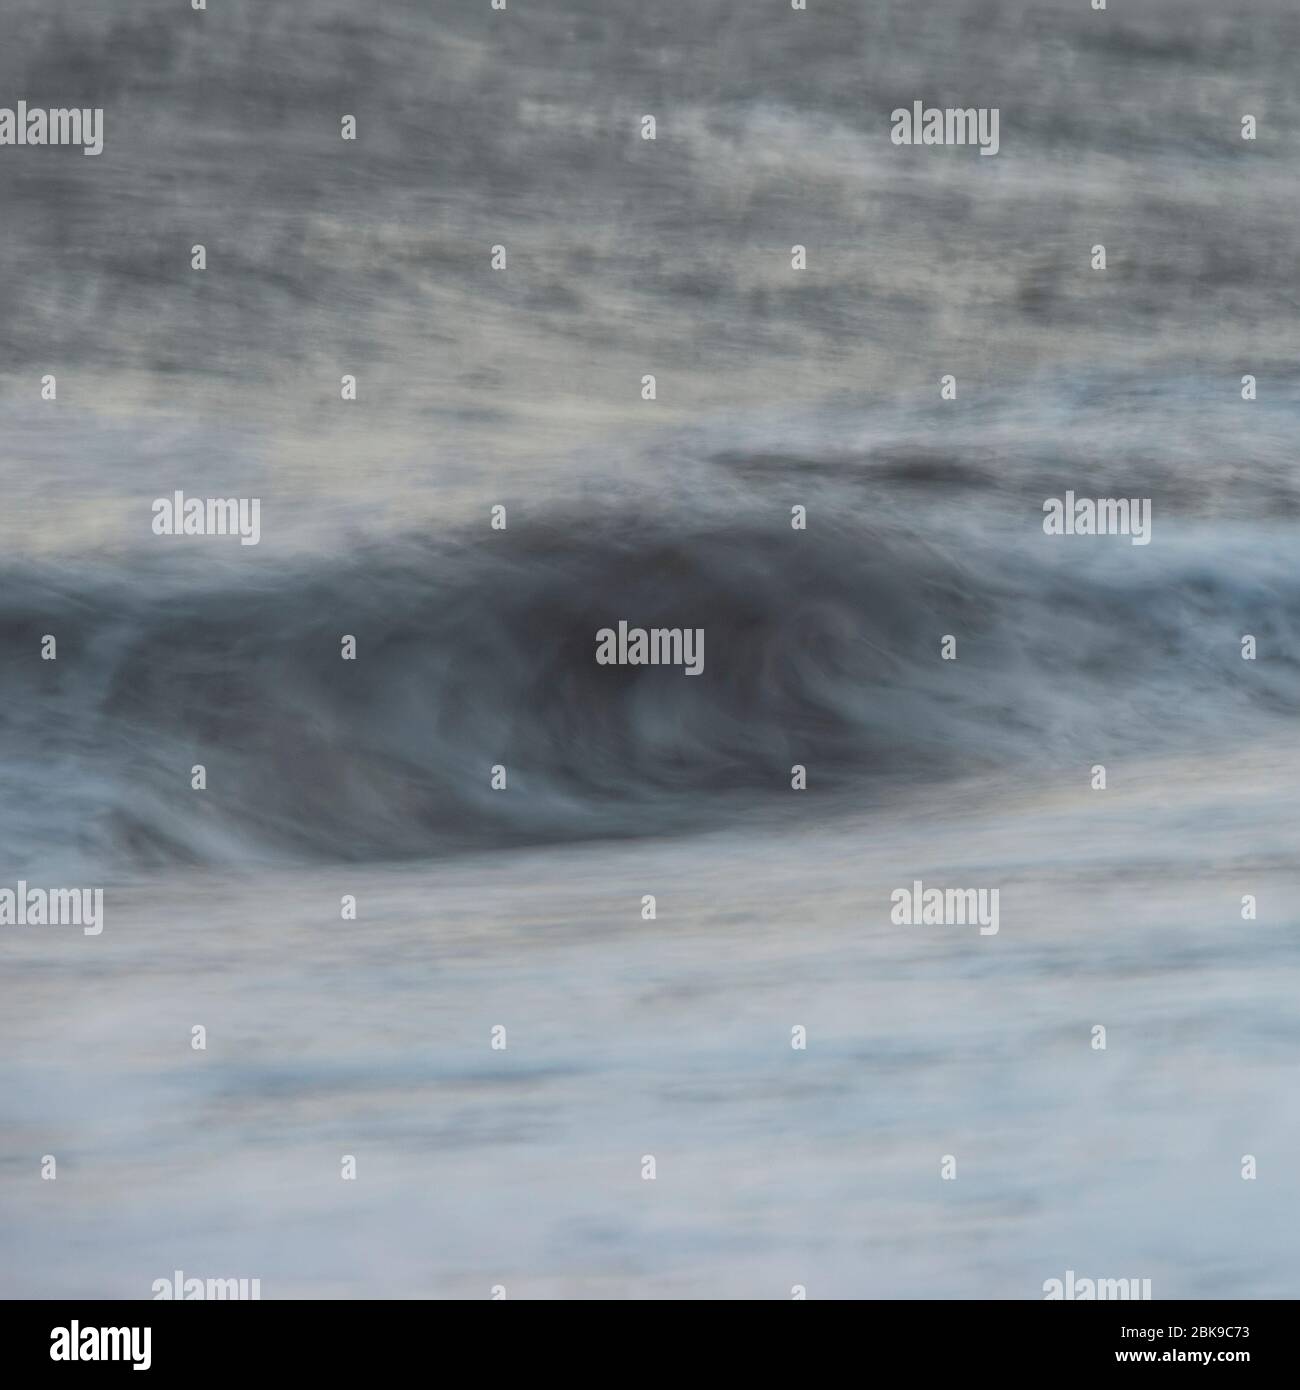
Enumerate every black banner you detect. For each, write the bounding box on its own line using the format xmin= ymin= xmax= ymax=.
xmin=1 ymin=1299 xmax=1283 ymax=1374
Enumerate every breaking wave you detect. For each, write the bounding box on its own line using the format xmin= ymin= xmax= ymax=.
xmin=2 ymin=491 xmax=1297 ymax=871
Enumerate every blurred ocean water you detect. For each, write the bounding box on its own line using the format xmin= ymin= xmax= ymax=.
xmin=4 ymin=751 xmax=1299 ymax=1298
xmin=1 ymin=0 xmax=1298 ymax=1297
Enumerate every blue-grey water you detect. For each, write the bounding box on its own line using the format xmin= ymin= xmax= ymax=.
xmin=2 ymin=0 xmax=1299 ymax=1298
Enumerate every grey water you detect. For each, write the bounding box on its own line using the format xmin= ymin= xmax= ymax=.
xmin=1 ymin=0 xmax=1298 ymax=1297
